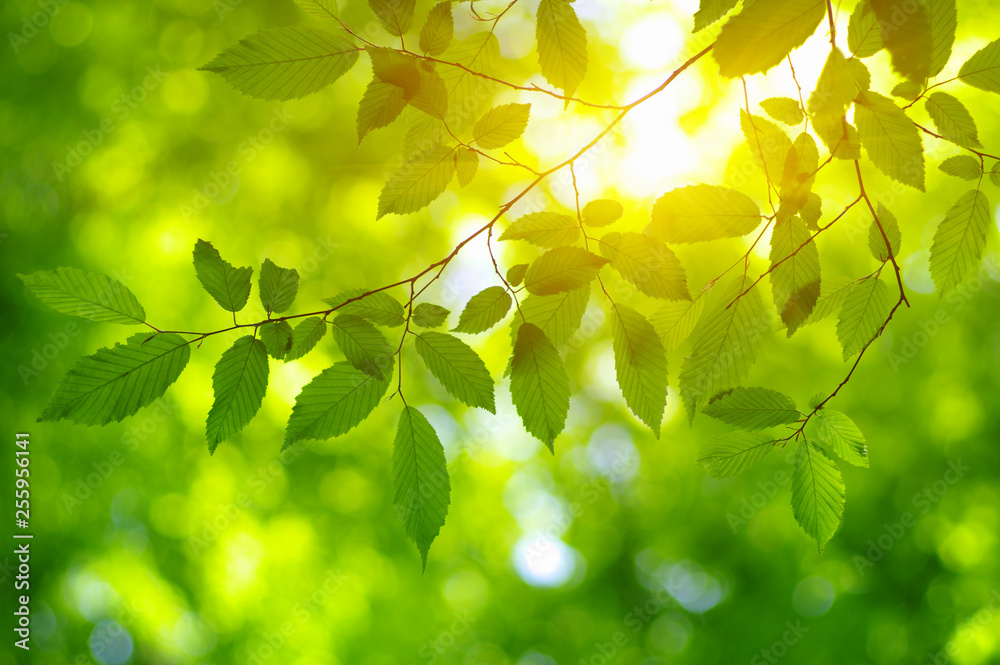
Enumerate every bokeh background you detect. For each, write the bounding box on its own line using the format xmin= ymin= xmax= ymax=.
xmin=3 ymin=0 xmax=1000 ymax=663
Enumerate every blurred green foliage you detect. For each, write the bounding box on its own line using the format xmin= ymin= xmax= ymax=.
xmin=3 ymin=1 xmax=1000 ymax=664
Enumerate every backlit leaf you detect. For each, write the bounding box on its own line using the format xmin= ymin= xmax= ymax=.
xmin=649 ymin=297 xmax=706 ymax=353
xmin=702 ymin=387 xmax=799 ymax=430
xmin=854 ymin=91 xmax=925 ymax=191
xmin=698 ymin=431 xmax=775 ymax=478
xmin=930 ymin=189 xmax=992 ymax=295
xmin=378 ymin=145 xmax=456 ymax=218
xmin=836 ymin=275 xmax=891 ymax=359
xmin=791 ymin=441 xmax=846 ymax=551
xmin=369 ymin=0 xmax=415 ymax=36
xmin=192 ymin=240 xmax=253 ymax=313
xmin=769 ymin=214 xmax=820 ymax=336
xmin=414 ymin=332 xmax=495 ymax=412
xmin=286 ymin=317 xmax=327 ymax=361
xmin=200 ymin=27 xmax=359 ymax=101
xmin=609 ymin=304 xmax=668 ymax=436
xmin=392 ymin=406 xmax=450 ymax=569
xmin=453 ymin=287 xmax=511 ymax=334
xmin=259 ymin=259 xmax=299 ymax=314
xmin=760 ymin=97 xmax=804 ymax=125
xmin=206 ymin=336 xmax=269 ymax=452
xmin=867 ymin=203 xmax=902 ymax=262
xmin=510 ymin=323 xmax=570 ymax=450
xmin=19 ymin=267 xmax=146 ymax=325
xmin=649 ymin=184 xmax=762 ymax=244
xmin=813 ymin=409 xmax=869 ymax=467
xmin=330 ymin=314 xmax=394 ymax=380
xmin=847 ymin=0 xmax=883 ymax=58
xmin=536 ymin=0 xmax=589 ymax=98
xmin=598 ymin=231 xmax=690 ymax=301
xmin=412 ymin=303 xmax=450 ymax=328
xmin=523 ymin=246 xmax=608 ymax=295
xmin=473 ymin=103 xmax=530 ymax=150
xmin=938 ymin=155 xmax=982 ymax=181
xmin=419 ymin=2 xmax=453 ymax=56
xmin=283 ymin=362 xmax=390 ymax=448
xmin=713 ymin=0 xmax=826 ymax=78
xmin=499 ymin=212 xmax=580 ymax=248
xmin=582 ymin=199 xmax=624 ymax=227
xmin=925 ymin=92 xmax=981 ymax=149
xmin=39 ymin=333 xmax=190 ymax=425
xmin=324 ymin=289 xmax=406 ymax=327
xmin=958 ymin=38 xmax=1000 ymax=94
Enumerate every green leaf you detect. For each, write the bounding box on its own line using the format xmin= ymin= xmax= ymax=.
xmin=649 ymin=297 xmax=706 ymax=353
xmin=581 ymin=199 xmax=624 ymax=227
xmin=453 ymin=287 xmax=511 ymax=334
xmin=509 ymin=287 xmax=589 ymax=354
xmin=414 ymin=332 xmax=495 ymax=412
xmin=368 ymin=47 xmax=421 ymax=97
xmin=407 ymin=67 xmax=449 ymax=120
xmin=869 ymin=0 xmax=932 ymax=81
xmin=854 ymin=91 xmax=925 ymax=191
xmin=890 ymin=81 xmax=921 ymax=101
xmin=927 ymin=0 xmax=957 ymax=78
xmin=769 ymin=215 xmax=821 ymax=336
xmin=649 ymin=184 xmax=762 ymax=244
xmin=39 ymin=333 xmax=190 ymax=425
xmin=597 ymin=231 xmax=690 ymax=301
xmin=679 ymin=275 xmax=768 ymax=420
xmin=939 ymin=155 xmax=983 ymax=181
xmin=868 ymin=203 xmax=902 ymax=262
xmin=836 ymin=275 xmax=891 ymax=359
xmin=804 ymin=278 xmax=858 ymax=326
xmin=807 ymin=48 xmax=862 ymax=117
xmin=693 ymin=0 xmax=739 ymax=31
xmin=412 ymin=303 xmax=450 ymax=328
xmin=741 ymin=110 xmax=793 ymax=185
xmin=713 ymin=0 xmax=826 ymax=77
xmin=259 ymin=259 xmax=299 ymax=314
xmin=324 ymin=289 xmax=406 ymax=327
xmin=286 ymin=317 xmax=327 ymax=361
xmin=925 ymin=92 xmax=981 ymax=149
xmin=802 ymin=192 xmax=822 ymax=228
xmin=778 ymin=133 xmax=819 ymax=218
xmin=510 ymin=323 xmax=570 ymax=450
xmin=357 ymin=78 xmax=407 ymax=143
xmin=759 ymin=97 xmax=804 ymax=125
xmin=506 ymin=263 xmax=529 ymax=287
xmin=199 ymin=27 xmax=359 ymax=101
xmin=283 ymin=362 xmax=390 ymax=448
xmin=419 ymin=2 xmax=453 ymax=56
xmin=472 ymin=103 xmax=530 ymax=150
xmin=368 ymin=0 xmax=415 ymax=36
xmin=958 ymin=38 xmax=1000 ymax=94
xmin=703 ymin=387 xmax=800 ymax=430
xmin=609 ymin=304 xmax=668 ymax=436
xmin=330 ymin=314 xmax=394 ymax=380
xmin=259 ymin=320 xmax=293 ymax=360
xmin=455 ymin=148 xmax=478 ymax=187
xmin=791 ymin=441 xmax=846 ymax=552
xmin=392 ymin=406 xmax=450 ymax=569
xmin=499 ymin=212 xmax=580 ymax=248
xmin=293 ymin=0 xmax=339 ymax=20
xmin=523 ymin=246 xmax=607 ymax=295
xmin=440 ymin=32 xmax=501 ymax=130
xmin=813 ymin=409 xmax=869 ymax=468
xmin=536 ymin=0 xmax=589 ymax=99
xmin=812 ymin=113 xmax=861 ymax=161
xmin=192 ymin=240 xmax=253 ymax=313
xmin=19 ymin=267 xmax=146 ymax=325
xmin=930 ymin=189 xmax=992 ymax=295
xmin=378 ymin=145 xmax=456 ymax=218
xmin=697 ymin=431 xmax=775 ymax=478
xmin=206 ymin=336 xmax=269 ymax=453
xmin=847 ymin=0 xmax=883 ymax=58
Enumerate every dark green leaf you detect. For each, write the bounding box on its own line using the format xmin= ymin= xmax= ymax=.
xmin=330 ymin=314 xmax=394 ymax=380
xmin=259 ymin=259 xmax=299 ymax=315
xmin=506 ymin=263 xmax=529 ymax=287
xmin=324 ymin=289 xmax=406 ymax=327
xmin=869 ymin=0 xmax=933 ymax=81
xmin=412 ymin=303 xmax=450 ymax=328
xmin=259 ymin=320 xmax=293 ymax=360
xmin=286 ymin=317 xmax=327 ymax=361
xmin=206 ymin=336 xmax=269 ymax=452
xmin=283 ymin=362 xmax=390 ymax=447
xmin=193 ymin=240 xmax=252 ymax=313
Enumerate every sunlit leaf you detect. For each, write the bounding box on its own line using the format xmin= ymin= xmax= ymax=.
xmin=412 ymin=303 xmax=450 ymax=328
xmin=938 ymin=155 xmax=982 ymax=181
xmin=813 ymin=409 xmax=869 ymax=468
xmin=930 ymin=189 xmax=992 ymax=295
xmin=286 ymin=317 xmax=327 ymax=361
xmin=324 ymin=289 xmax=406 ymax=327
xmin=473 ymin=103 xmax=530 ymax=150
xmin=867 ymin=203 xmax=902 ymax=262
xmin=649 ymin=184 xmax=762 ymax=244
xmin=454 ymin=287 xmax=511 ymax=334
xmin=713 ymin=0 xmax=825 ymax=78
xmin=609 ymin=304 xmax=668 ymax=435
xmin=925 ymin=92 xmax=981 ymax=149
xmin=582 ymin=199 xmax=624 ymax=227
xmin=836 ymin=275 xmax=891 ymax=359
xmin=419 ymin=2 xmax=453 ymax=56
xmin=200 ymin=27 xmax=359 ymax=101
xmin=330 ymin=314 xmax=394 ymax=380
xmin=510 ymin=323 xmax=570 ymax=450
xmin=598 ymin=231 xmax=690 ymax=301
xmin=536 ymin=0 xmax=589 ymax=99
xmin=414 ymin=331 xmax=495 ymax=412
xmin=259 ymin=320 xmax=293 ymax=360
xmin=958 ymin=38 xmax=1000 ymax=94
xmin=378 ymin=145 xmax=456 ymax=218
xmin=192 ymin=239 xmax=253 ymax=313
xmin=854 ymin=91 xmax=925 ymax=191
xmin=499 ymin=212 xmax=580 ymax=248
xmin=649 ymin=297 xmax=706 ymax=353
xmin=369 ymin=0 xmax=415 ymax=36
xmin=693 ymin=0 xmax=739 ymax=31
xmin=769 ymin=214 xmax=820 ymax=336
xmin=523 ymin=246 xmax=608 ymax=295
xmin=847 ymin=0 xmax=883 ymax=58
xmin=759 ymin=97 xmax=804 ymax=125
xmin=703 ymin=387 xmax=800 ymax=430
xmin=698 ymin=431 xmax=775 ymax=478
